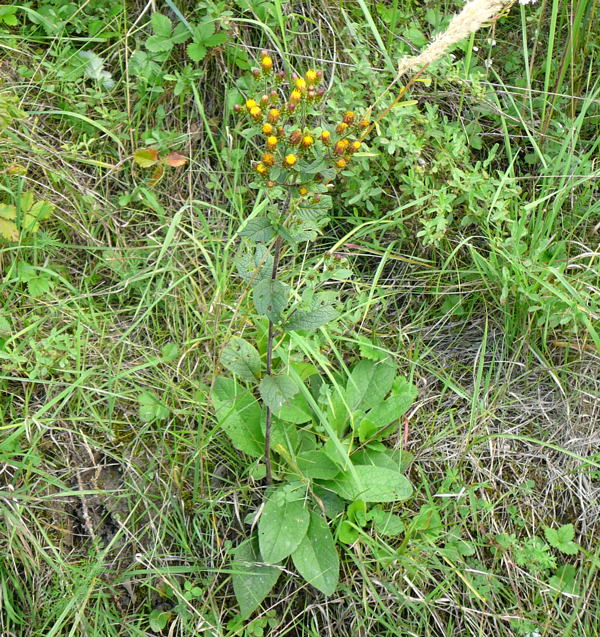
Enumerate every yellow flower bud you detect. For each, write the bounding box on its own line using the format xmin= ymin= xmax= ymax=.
xmin=350 ymin=140 xmax=361 ymax=152
xmin=334 ymin=139 xmax=349 ymax=155
xmin=299 ymin=187 xmax=308 ymax=196
xmin=290 ymin=89 xmax=302 ymax=104
xmin=268 ymin=108 xmax=280 ymax=124
xmin=262 ymin=123 xmax=274 ymax=135
xmin=283 ymin=154 xmax=298 ymax=167
xmin=245 ymin=99 xmax=257 ymax=111
xmin=256 ymin=162 xmax=268 ymax=175
xmin=262 ymin=153 xmax=276 ymax=166
xmin=250 ymin=106 xmax=262 ymax=119
xmin=336 ymin=122 xmax=349 ymax=135
xmin=359 ymin=119 xmax=370 ymax=129
xmin=320 ymin=130 xmax=331 ymax=144
xmin=336 ymin=158 xmax=347 ymax=169
xmin=300 ymin=135 xmax=314 ymax=149
xmin=266 ymin=135 xmax=278 ymax=150
xmin=305 ymin=69 xmax=318 ymax=85
xmin=343 ymin=111 xmax=355 ymax=125
xmin=295 ymin=77 xmax=307 ymax=91
xmin=261 ymin=56 xmax=273 ymax=72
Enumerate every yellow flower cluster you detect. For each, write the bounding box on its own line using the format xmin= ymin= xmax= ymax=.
xmin=234 ymin=54 xmax=370 ymax=189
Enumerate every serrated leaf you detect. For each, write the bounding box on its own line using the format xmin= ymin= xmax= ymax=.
xmin=285 ymin=304 xmax=337 ymax=332
xmin=187 ymin=42 xmax=207 ymax=62
xmin=346 ymin=359 xmax=396 ymax=412
xmin=133 ymin=148 xmax=159 ymax=167
xmin=253 ymin=278 xmax=289 ymax=321
xmin=0 ymin=218 xmax=18 ymax=241
xmin=322 ymin=465 xmax=413 ymax=502
xmin=221 ymin=337 xmax=261 ymax=381
xmin=146 ymin=34 xmax=174 ymax=52
xmin=193 ymin=20 xmax=215 ymax=41
xmin=291 ymin=511 xmax=339 ymax=595
xmin=258 ymin=488 xmax=310 ymax=563
xmin=151 ymin=12 xmax=172 ymax=37
xmin=205 ymin=32 xmax=229 ymax=46
xmin=232 ymin=539 xmax=281 ymax=619
xmin=164 ymin=152 xmax=187 ymax=167
xmin=235 ymin=244 xmax=273 ymax=283
xmin=259 ymin=374 xmax=298 ymax=412
xmin=276 ymin=392 xmax=312 ymax=424
xmin=27 ymin=276 xmax=53 ymax=297
xmin=239 ymin=217 xmax=276 ymax=242
xmin=544 ymin=524 xmax=579 ymax=555
xmin=0 ymin=203 xmax=17 ymax=221
xmin=212 ymin=377 xmax=263 ymax=457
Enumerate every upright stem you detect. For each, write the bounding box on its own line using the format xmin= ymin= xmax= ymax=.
xmin=264 ymin=190 xmax=291 ymax=485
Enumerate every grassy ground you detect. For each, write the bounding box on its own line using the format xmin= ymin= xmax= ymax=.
xmin=1 ymin=0 xmax=599 ymax=635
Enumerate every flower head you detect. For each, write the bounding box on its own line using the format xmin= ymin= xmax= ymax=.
xmin=262 ymin=152 xmax=276 ymax=166
xmin=266 ymin=135 xmax=278 ymax=150
xmin=290 ymin=89 xmax=302 ymax=104
xmin=268 ymin=108 xmax=280 ymax=124
xmin=305 ymin=69 xmax=318 ymax=85
xmin=261 ymin=55 xmax=273 ymax=73
xmin=289 ymin=130 xmax=302 ymax=145
xmin=250 ymin=106 xmax=263 ymax=119
xmin=320 ymin=130 xmax=331 ymax=144
xmin=343 ymin=111 xmax=355 ymax=125
xmin=295 ymin=77 xmax=307 ymax=91
xmin=262 ymin=123 xmax=274 ymax=135
xmin=300 ymin=135 xmax=314 ymax=149
xmin=283 ymin=153 xmax=298 ymax=167
xmin=245 ymin=99 xmax=257 ymax=111
xmin=256 ymin=162 xmax=268 ymax=175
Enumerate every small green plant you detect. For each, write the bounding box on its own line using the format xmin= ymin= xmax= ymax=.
xmin=212 ymin=52 xmax=417 ymax=618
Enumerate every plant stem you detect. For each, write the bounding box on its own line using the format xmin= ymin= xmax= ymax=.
xmin=264 ymin=190 xmax=291 ymax=485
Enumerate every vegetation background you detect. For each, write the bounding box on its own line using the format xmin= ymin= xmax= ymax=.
xmin=0 ymin=0 xmax=598 ymax=635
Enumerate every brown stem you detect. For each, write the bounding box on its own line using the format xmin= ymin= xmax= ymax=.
xmin=264 ymin=190 xmax=291 ymax=485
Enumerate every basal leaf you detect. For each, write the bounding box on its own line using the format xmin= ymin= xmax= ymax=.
xmin=221 ymin=337 xmax=261 ymax=381
xmin=296 ymin=450 xmax=339 ymax=479
xmin=368 ymin=507 xmax=405 ymax=536
xmin=322 ymin=465 xmax=413 ymax=503
xmin=544 ymin=524 xmax=579 ymax=555
xmin=0 ymin=217 xmax=18 ymax=242
xmin=258 ymin=488 xmax=310 ymax=563
xmin=291 ymin=511 xmax=339 ymax=595
xmin=232 ymin=539 xmax=281 ymax=619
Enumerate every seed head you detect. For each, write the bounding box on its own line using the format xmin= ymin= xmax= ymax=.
xmin=262 ymin=152 xmax=276 ymax=166
xmin=289 ymin=130 xmax=302 ymax=145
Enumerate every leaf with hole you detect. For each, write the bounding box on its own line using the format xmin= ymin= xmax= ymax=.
xmin=253 ymin=278 xmax=289 ymax=321
xmin=259 ymin=374 xmax=298 ymax=413
xmin=221 ymin=337 xmax=261 ymax=381
xmin=291 ymin=511 xmax=339 ymax=595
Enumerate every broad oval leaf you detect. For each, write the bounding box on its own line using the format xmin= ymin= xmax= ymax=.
xmin=258 ymin=489 xmax=310 ymax=563
xmin=259 ymin=374 xmax=298 ymax=413
xmin=133 ymin=148 xmax=159 ymax=167
xmin=296 ymin=450 xmax=339 ymax=479
xmin=346 ymin=359 xmax=396 ymax=412
xmin=322 ymin=465 xmax=413 ymax=503
xmin=232 ymin=539 xmax=281 ymax=619
xmin=164 ymin=151 xmax=187 ymax=167
xmin=284 ymin=304 xmax=337 ymax=332
xmin=221 ymin=337 xmax=261 ymax=381
xmin=253 ymin=278 xmax=289 ymax=321
xmin=291 ymin=511 xmax=339 ymax=595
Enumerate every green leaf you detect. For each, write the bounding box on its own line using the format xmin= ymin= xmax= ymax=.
xmin=296 ymin=450 xmax=339 ymax=479
xmin=322 ymin=465 xmax=413 ymax=503
xmin=205 ymin=32 xmax=229 ymax=46
xmin=253 ymin=278 xmax=289 ymax=321
xmin=365 ymin=380 xmax=417 ymax=431
xmin=187 ymin=42 xmax=207 ymax=62
xmin=291 ymin=511 xmax=339 ymax=595
xmin=0 ymin=217 xmax=18 ymax=242
xmin=338 ymin=520 xmax=359 ymax=544
xmin=193 ymin=20 xmax=215 ymax=41
xmin=258 ymin=487 xmax=310 ymax=563
xmin=239 ymin=217 xmax=276 ymax=242
xmin=544 ymin=524 xmax=579 ymax=555
xmin=351 ymin=448 xmax=413 ymax=472
xmin=27 ymin=276 xmax=53 ymax=297
xmin=285 ymin=304 xmax=337 ymax=332
xmin=146 ymin=34 xmax=173 ymax=52
xmin=411 ymin=504 xmax=443 ymax=538
xmin=212 ymin=377 xmax=264 ymax=457
xmin=259 ymin=374 xmax=298 ymax=412
xmin=276 ymin=392 xmax=312 ymax=424
xmin=368 ymin=507 xmax=405 ymax=537
xmin=221 ymin=337 xmax=261 ymax=382
xmin=346 ymin=359 xmax=396 ymax=412
xmin=138 ymin=391 xmax=169 ymax=422
xmin=234 ymin=244 xmax=273 ymax=283
xmin=232 ymin=539 xmax=282 ymax=619
xmin=151 ymin=12 xmax=172 ymax=37
xmin=549 ymin=565 xmax=579 ymax=595
xmin=133 ymin=148 xmax=159 ymax=167
xmin=148 ymin=609 xmax=170 ymax=631
xmin=161 ymin=343 xmax=179 ymax=362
